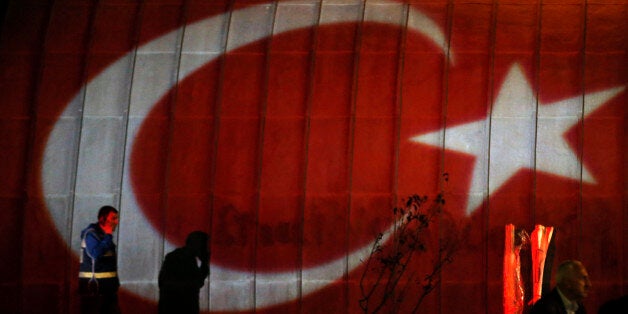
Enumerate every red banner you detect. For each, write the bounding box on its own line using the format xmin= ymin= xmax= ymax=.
xmin=0 ymin=1 xmax=626 ymax=313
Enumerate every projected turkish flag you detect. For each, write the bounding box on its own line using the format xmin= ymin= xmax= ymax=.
xmin=1 ymin=1 xmax=626 ymax=313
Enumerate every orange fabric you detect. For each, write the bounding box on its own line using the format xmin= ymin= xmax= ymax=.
xmin=504 ymin=224 xmax=525 ymax=314
xmin=530 ymin=225 xmax=554 ymax=304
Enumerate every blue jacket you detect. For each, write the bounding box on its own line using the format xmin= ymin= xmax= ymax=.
xmin=79 ymin=223 xmax=119 ymax=294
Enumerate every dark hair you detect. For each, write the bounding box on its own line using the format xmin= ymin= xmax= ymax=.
xmin=186 ymin=231 xmax=209 ymax=247
xmin=185 ymin=231 xmax=209 ymax=260
xmin=98 ymin=205 xmax=118 ymax=223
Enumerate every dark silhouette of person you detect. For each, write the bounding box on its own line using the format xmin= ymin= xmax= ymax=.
xmin=598 ymin=295 xmax=628 ymax=314
xmin=158 ymin=231 xmax=210 ymax=314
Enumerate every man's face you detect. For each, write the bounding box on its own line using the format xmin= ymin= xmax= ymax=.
xmin=104 ymin=212 xmax=119 ymax=231
xmin=564 ymin=264 xmax=591 ymax=301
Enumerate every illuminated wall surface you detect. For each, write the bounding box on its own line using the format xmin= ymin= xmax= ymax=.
xmin=0 ymin=0 xmax=626 ymax=313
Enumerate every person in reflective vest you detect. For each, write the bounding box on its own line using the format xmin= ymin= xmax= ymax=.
xmin=79 ymin=205 xmax=121 ymax=314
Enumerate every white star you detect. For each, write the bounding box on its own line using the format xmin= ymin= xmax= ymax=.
xmin=411 ymin=63 xmax=624 ymax=215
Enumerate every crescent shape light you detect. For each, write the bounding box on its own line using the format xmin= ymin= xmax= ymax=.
xmin=43 ymin=1 xmax=453 ymax=310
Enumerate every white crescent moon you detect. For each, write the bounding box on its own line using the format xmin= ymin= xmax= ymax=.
xmin=43 ymin=1 xmax=452 ymax=310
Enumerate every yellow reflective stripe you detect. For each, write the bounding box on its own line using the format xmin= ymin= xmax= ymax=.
xmin=79 ymin=271 xmax=117 ymax=279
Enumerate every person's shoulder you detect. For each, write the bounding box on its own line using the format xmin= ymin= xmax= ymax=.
xmin=164 ymin=247 xmax=197 ymax=263
xmin=530 ymin=289 xmax=562 ymax=314
xmin=81 ymin=223 xmax=101 ymax=236
xmin=165 ymin=247 xmax=188 ymax=258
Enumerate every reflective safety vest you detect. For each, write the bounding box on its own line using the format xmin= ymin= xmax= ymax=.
xmin=79 ymin=223 xmax=118 ymax=284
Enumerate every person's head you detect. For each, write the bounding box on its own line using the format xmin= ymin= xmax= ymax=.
xmin=185 ymin=231 xmax=209 ymax=258
xmin=556 ymin=260 xmax=591 ymax=301
xmin=97 ymin=205 xmax=119 ymax=232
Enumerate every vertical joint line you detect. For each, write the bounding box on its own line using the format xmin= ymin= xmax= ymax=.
xmin=344 ymin=1 xmax=367 ymax=311
xmin=576 ymin=0 xmax=589 ymax=259
xmin=437 ymin=1 xmax=456 ymax=310
xmin=158 ymin=0 xmax=193 ymax=265
xmin=297 ymin=2 xmax=325 ymax=311
xmin=483 ymin=1 xmax=500 ymax=312
xmin=252 ymin=2 xmax=279 ymax=311
xmin=392 ymin=3 xmax=410 ymax=213
xmin=531 ymin=0 xmax=544 ymax=229
xmin=207 ymin=1 xmax=237 ymax=310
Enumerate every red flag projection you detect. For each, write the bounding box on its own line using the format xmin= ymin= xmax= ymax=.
xmin=0 ymin=0 xmax=626 ymax=313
